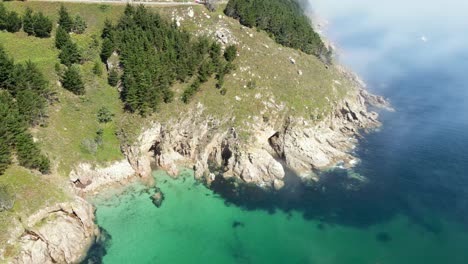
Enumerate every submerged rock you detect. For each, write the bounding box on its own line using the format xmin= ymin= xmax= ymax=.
xmin=376 ymin=232 xmax=392 ymax=243
xmin=150 ymin=188 xmax=165 ymax=208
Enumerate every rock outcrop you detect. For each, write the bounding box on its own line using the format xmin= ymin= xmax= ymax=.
xmin=70 ymin=160 xmax=136 ymax=194
xmin=117 ymin=85 xmax=388 ymax=190
xmin=11 ymin=197 xmax=98 ymax=264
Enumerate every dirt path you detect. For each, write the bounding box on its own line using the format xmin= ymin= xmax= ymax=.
xmin=30 ymin=0 xmax=200 ymax=6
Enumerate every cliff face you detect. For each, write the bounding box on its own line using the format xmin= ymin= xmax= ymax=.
xmin=106 ymin=81 xmax=389 ymax=191
xmin=9 ymin=197 xmax=98 ymax=264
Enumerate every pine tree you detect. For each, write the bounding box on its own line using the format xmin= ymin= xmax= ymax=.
xmin=101 ymin=19 xmax=113 ymax=39
xmin=55 ymin=26 xmax=70 ymax=49
xmin=59 ymin=41 xmax=81 ymax=66
xmin=0 ymin=91 xmax=25 ymax=146
xmin=33 ymin=12 xmax=53 ymax=38
xmin=0 ymin=46 xmax=14 ymax=88
xmin=58 ymin=4 xmax=73 ymax=33
xmin=97 ymin=107 xmax=114 ymax=123
xmin=23 ymin=7 xmax=35 ymax=36
xmin=62 ymin=65 xmax=85 ymax=95
xmin=0 ymin=137 xmax=10 ymax=175
xmin=92 ymin=61 xmax=103 ymax=76
xmin=18 ymin=61 xmax=49 ymax=97
xmin=6 ymin=11 xmax=22 ymax=33
xmin=224 ymin=45 xmax=237 ymax=62
xmin=0 ymin=4 xmax=7 ymax=31
xmin=15 ymin=132 xmax=49 ymax=173
xmin=16 ymin=90 xmax=46 ymax=126
xmin=72 ymin=14 xmax=87 ymax=34
xmin=107 ymin=68 xmax=119 ymax=87
xmin=100 ymin=38 xmax=114 ymax=63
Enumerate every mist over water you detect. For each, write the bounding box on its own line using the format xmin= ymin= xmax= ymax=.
xmin=307 ymin=0 xmax=468 ymax=225
xmin=87 ymin=1 xmax=468 ymax=263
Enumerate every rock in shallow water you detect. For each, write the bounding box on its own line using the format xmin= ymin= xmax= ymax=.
xmin=150 ymin=188 xmax=165 ymax=208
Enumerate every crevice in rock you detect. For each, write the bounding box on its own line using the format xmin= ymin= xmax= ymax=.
xmin=221 ymin=142 xmax=232 ymax=167
xmin=268 ymin=132 xmax=284 ymax=158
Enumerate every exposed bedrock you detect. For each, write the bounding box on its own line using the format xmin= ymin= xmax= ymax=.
xmin=11 ymin=197 xmax=98 ymax=264
xmin=118 ymin=87 xmax=388 ymax=190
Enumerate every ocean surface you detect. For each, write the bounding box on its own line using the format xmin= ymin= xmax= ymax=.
xmin=86 ymin=1 xmax=468 ymax=263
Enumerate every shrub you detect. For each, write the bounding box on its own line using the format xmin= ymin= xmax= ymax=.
xmin=97 ymin=107 xmax=114 ymax=123
xmin=0 ymin=185 xmax=14 ymax=212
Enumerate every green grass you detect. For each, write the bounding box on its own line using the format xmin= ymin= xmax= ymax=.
xmin=2 ymin=2 xmax=129 ymax=175
xmin=152 ymin=4 xmax=352 ymax=139
xmin=0 ymin=0 xmax=353 ymax=189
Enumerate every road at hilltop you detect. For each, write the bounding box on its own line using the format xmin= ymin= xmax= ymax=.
xmin=29 ymin=0 xmax=200 ymax=6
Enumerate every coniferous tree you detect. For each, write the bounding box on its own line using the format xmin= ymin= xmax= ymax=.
xmin=59 ymin=41 xmax=81 ymax=66
xmin=0 ymin=91 xmax=24 ymax=146
xmin=224 ymin=0 xmax=329 ymax=60
xmin=0 ymin=4 xmax=7 ymax=31
xmin=101 ymin=19 xmax=113 ymax=39
xmin=100 ymin=38 xmax=114 ymax=63
xmin=58 ymin=5 xmax=73 ymax=33
xmin=107 ymin=68 xmax=119 ymax=87
xmin=72 ymin=14 xmax=87 ymax=34
xmin=92 ymin=61 xmax=103 ymax=76
xmin=224 ymin=45 xmax=237 ymax=62
xmin=62 ymin=65 xmax=85 ymax=95
xmin=0 ymin=137 xmax=10 ymax=175
xmin=13 ymin=61 xmax=49 ymax=97
xmin=97 ymin=107 xmax=114 ymax=123
xmin=33 ymin=12 xmax=53 ymax=38
xmin=0 ymin=46 xmax=14 ymax=88
xmin=0 ymin=48 xmax=51 ymax=175
xmin=55 ymin=26 xmax=70 ymax=49
xmin=6 ymin=11 xmax=22 ymax=33
xmin=104 ymin=5 xmax=237 ymax=113
xmin=23 ymin=7 xmax=35 ymax=36
xmin=15 ymin=132 xmax=50 ymax=173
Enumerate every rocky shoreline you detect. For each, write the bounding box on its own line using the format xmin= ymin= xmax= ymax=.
xmin=2 ymin=71 xmax=389 ymax=264
xmin=1 ymin=63 xmax=389 ymax=264
xmin=71 ymin=66 xmax=390 ymax=194
xmin=5 ymin=197 xmax=98 ymax=264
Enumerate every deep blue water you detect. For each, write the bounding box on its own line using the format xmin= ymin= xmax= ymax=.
xmin=87 ymin=1 xmax=468 ymax=263
xmin=322 ymin=0 xmax=468 ymax=228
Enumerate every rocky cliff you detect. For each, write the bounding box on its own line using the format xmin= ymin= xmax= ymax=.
xmin=7 ymin=197 xmax=98 ymax=264
xmin=80 ymin=72 xmax=390 ymax=192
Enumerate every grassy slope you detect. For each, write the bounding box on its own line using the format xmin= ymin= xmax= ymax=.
xmin=0 ymin=1 xmax=353 ymax=252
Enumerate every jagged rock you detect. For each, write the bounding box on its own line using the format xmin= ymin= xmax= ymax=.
xmin=77 ymin=69 xmax=387 ymax=192
xmin=12 ymin=197 xmax=98 ymax=264
xmin=70 ymin=160 xmax=135 ymax=194
xmin=273 ymin=179 xmax=285 ymax=190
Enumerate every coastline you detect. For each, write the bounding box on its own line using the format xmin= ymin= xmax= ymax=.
xmin=0 ymin=3 xmax=392 ymax=263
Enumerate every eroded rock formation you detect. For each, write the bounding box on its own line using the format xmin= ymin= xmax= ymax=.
xmin=11 ymin=197 xmax=98 ymax=264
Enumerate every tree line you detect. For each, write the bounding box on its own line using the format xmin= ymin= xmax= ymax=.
xmin=0 ymin=45 xmax=50 ymax=175
xmin=224 ymin=0 xmax=331 ymax=62
xmin=55 ymin=5 xmax=87 ymax=95
xmin=100 ymin=5 xmax=237 ymax=116
xmin=0 ymin=3 xmax=53 ymax=38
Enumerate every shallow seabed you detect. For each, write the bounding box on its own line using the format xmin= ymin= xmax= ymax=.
xmin=89 ymin=170 xmax=468 ymax=264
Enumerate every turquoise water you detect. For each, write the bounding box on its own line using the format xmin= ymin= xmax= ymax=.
xmin=86 ymin=1 xmax=468 ymax=262
xmin=87 ymin=170 xmax=468 ymax=264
